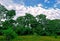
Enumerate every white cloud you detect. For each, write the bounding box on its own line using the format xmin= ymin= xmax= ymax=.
xmin=14 ymin=5 xmax=60 ymax=20
xmin=0 ymin=0 xmax=13 ymax=6
xmin=54 ymin=0 xmax=60 ymax=8
xmin=56 ymin=0 xmax=60 ymax=4
xmin=44 ymin=0 xmax=50 ymax=3
xmin=45 ymin=0 xmax=49 ymax=2
xmin=26 ymin=6 xmax=60 ymax=20
xmin=0 ymin=0 xmax=60 ymax=20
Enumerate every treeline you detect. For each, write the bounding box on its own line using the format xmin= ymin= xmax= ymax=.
xmin=0 ymin=4 xmax=60 ymax=40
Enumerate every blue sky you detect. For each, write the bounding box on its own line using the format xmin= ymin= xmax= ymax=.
xmin=13 ymin=0 xmax=60 ymax=9
xmin=0 ymin=0 xmax=60 ymax=20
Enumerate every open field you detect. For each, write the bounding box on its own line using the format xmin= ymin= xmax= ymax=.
xmin=12 ymin=35 xmax=60 ymax=41
xmin=0 ymin=35 xmax=60 ymax=41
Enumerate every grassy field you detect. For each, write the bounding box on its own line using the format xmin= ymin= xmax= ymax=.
xmin=12 ymin=35 xmax=60 ymax=41
xmin=0 ymin=35 xmax=60 ymax=41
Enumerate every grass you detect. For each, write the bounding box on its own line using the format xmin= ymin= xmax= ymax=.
xmin=12 ymin=35 xmax=60 ymax=41
xmin=0 ymin=35 xmax=60 ymax=41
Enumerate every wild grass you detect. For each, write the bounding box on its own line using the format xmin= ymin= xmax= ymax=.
xmin=11 ymin=35 xmax=60 ymax=41
xmin=0 ymin=35 xmax=60 ymax=41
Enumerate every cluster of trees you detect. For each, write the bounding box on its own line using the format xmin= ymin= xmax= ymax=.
xmin=0 ymin=4 xmax=17 ymax=41
xmin=0 ymin=4 xmax=60 ymax=40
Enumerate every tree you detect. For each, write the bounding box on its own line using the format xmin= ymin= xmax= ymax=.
xmin=16 ymin=13 xmax=37 ymax=35
xmin=35 ymin=14 xmax=47 ymax=35
xmin=25 ymin=13 xmax=37 ymax=28
xmin=0 ymin=4 xmax=17 ymax=41
xmin=25 ymin=13 xmax=38 ymax=34
xmin=45 ymin=19 xmax=60 ymax=36
xmin=16 ymin=14 xmax=33 ymax=35
xmin=0 ymin=4 xmax=7 ymax=35
xmin=0 ymin=4 xmax=7 ymax=26
xmin=6 ymin=10 xmax=16 ymax=20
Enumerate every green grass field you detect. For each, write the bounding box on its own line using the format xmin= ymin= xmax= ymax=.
xmin=0 ymin=35 xmax=60 ymax=41
xmin=12 ymin=35 xmax=60 ymax=41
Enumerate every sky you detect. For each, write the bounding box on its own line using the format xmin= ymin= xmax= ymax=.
xmin=0 ymin=0 xmax=60 ymax=20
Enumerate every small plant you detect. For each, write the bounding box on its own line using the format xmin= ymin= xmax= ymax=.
xmin=54 ymin=34 xmax=57 ymax=38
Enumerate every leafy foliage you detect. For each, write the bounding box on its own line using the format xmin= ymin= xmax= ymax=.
xmin=1 ymin=4 xmax=60 ymax=41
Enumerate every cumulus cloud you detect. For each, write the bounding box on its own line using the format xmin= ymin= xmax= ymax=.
xmin=11 ymin=4 xmax=60 ymax=20
xmin=0 ymin=0 xmax=13 ymax=7
xmin=0 ymin=0 xmax=60 ymax=20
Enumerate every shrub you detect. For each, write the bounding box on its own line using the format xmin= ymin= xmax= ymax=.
xmin=3 ymin=28 xmax=17 ymax=41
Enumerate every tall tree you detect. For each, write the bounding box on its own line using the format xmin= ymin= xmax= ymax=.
xmin=6 ymin=10 xmax=16 ymax=20
xmin=0 ymin=4 xmax=7 ymax=26
xmin=35 ymin=14 xmax=47 ymax=35
xmin=25 ymin=13 xmax=37 ymax=28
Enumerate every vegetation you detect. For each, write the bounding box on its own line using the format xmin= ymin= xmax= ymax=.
xmin=0 ymin=4 xmax=60 ymax=41
xmin=0 ymin=35 xmax=60 ymax=41
xmin=12 ymin=35 xmax=60 ymax=41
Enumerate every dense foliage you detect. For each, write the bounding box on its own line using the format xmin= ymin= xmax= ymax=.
xmin=0 ymin=4 xmax=60 ymax=40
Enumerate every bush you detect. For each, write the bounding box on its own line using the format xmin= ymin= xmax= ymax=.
xmin=3 ymin=28 xmax=17 ymax=41
xmin=15 ymin=26 xmax=33 ymax=35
